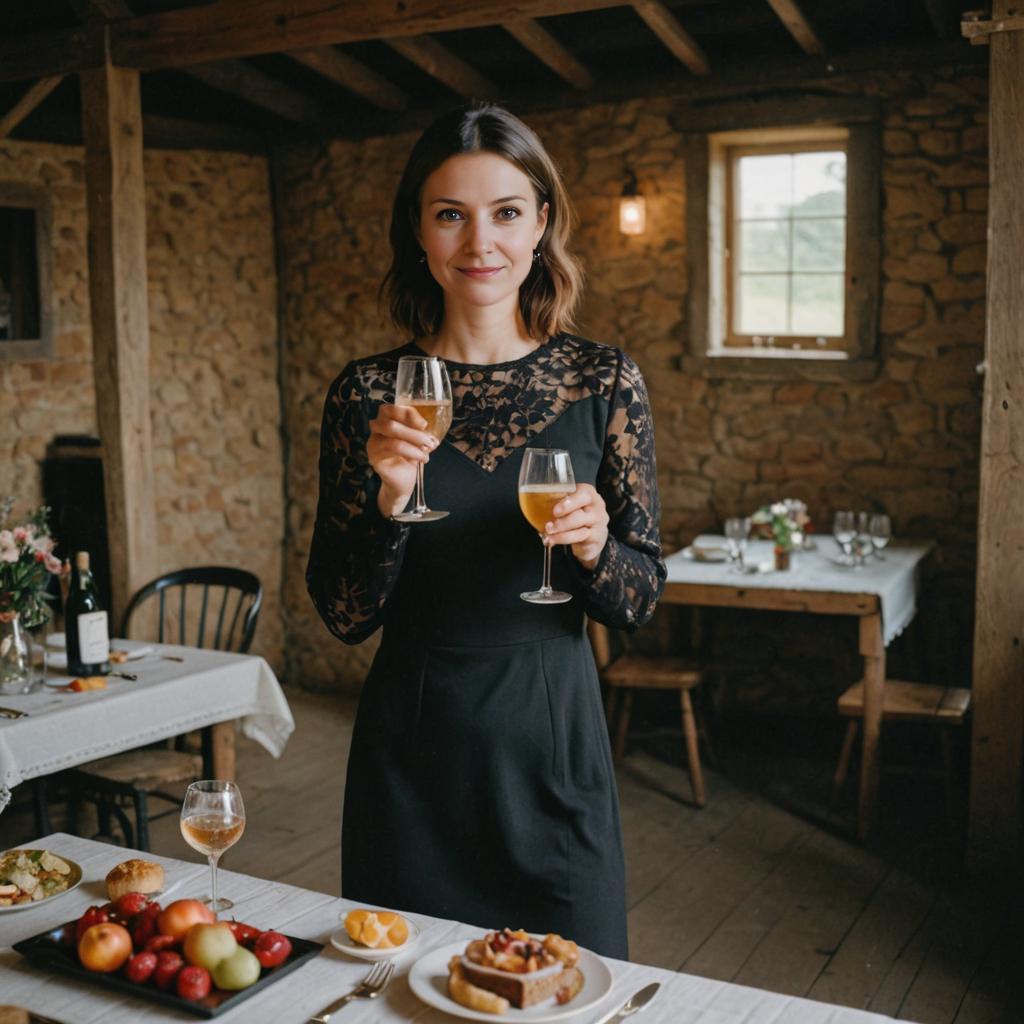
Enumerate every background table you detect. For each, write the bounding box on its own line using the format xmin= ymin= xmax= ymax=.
xmin=0 ymin=833 xmax=915 ymax=1022
xmin=0 ymin=643 xmax=294 ymax=815
xmin=662 ymin=540 xmax=933 ymax=840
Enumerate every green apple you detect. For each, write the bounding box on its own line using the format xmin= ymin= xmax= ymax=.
xmin=211 ymin=945 xmax=261 ymax=990
xmin=183 ymin=922 xmax=237 ymax=971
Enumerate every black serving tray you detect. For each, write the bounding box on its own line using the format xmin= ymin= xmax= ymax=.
xmin=14 ymin=922 xmax=323 ymax=1018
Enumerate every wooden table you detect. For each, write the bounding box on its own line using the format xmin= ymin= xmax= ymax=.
xmin=0 ymin=833 xmax=912 ymax=1022
xmin=662 ymin=540 xmax=933 ymax=841
xmin=0 ymin=641 xmax=294 ymax=818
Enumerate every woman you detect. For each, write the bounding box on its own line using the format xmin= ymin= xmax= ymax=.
xmin=307 ymin=104 xmax=664 ymax=959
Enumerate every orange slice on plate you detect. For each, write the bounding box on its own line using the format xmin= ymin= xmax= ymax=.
xmin=343 ymin=908 xmax=410 ymax=949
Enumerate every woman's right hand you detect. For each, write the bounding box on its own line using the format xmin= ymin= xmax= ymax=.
xmin=367 ymin=404 xmax=438 ymax=517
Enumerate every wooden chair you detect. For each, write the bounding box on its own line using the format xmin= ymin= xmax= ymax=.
xmin=831 ymin=678 xmax=971 ymax=826
xmin=66 ymin=567 xmax=262 ymax=850
xmin=588 ymin=619 xmax=708 ymax=807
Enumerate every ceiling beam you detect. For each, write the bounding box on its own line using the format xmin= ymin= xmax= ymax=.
xmin=0 ymin=76 xmax=64 ymax=140
xmin=502 ymin=18 xmax=594 ymax=89
xmin=67 ymin=0 xmax=133 ymax=19
xmin=287 ymin=47 xmax=406 ymax=111
xmin=764 ymin=0 xmax=825 ymax=55
xmin=181 ymin=60 xmax=331 ymax=127
xmin=385 ymin=36 xmax=496 ymax=98
xmin=112 ymin=0 xmax=623 ymax=77
xmin=631 ymin=0 xmax=710 ymax=75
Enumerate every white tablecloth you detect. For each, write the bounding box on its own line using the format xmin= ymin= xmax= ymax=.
xmin=0 ymin=834 xmax=914 ymax=1023
xmin=665 ymin=539 xmax=933 ymax=647
xmin=0 ymin=643 xmax=294 ymax=813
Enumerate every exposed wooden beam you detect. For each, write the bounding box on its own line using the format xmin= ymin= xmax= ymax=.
xmin=968 ymin=0 xmax=1024 ymax=871
xmin=764 ymin=0 xmax=824 ymax=55
xmin=962 ymin=11 xmax=1024 ymax=45
xmin=68 ymin=0 xmax=133 ymax=20
xmin=385 ymin=36 xmax=496 ymax=98
xmin=287 ymin=46 xmax=406 ymax=111
xmin=502 ymin=18 xmax=594 ymax=90
xmin=181 ymin=60 xmax=330 ymax=127
xmin=0 ymin=24 xmax=106 ymax=83
xmin=80 ymin=60 xmax=157 ymax=625
xmin=0 ymin=76 xmax=64 ymax=141
xmin=631 ymin=0 xmax=710 ymax=75
xmin=112 ymin=0 xmax=623 ymax=76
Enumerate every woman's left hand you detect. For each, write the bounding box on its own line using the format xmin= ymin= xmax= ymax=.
xmin=545 ymin=484 xmax=609 ymax=572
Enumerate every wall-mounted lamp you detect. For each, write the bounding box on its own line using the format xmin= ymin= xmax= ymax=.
xmin=619 ymin=170 xmax=646 ymax=236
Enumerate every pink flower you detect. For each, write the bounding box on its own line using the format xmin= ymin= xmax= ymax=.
xmin=12 ymin=525 xmax=31 ymax=543
xmin=0 ymin=530 xmax=18 ymax=563
xmin=30 ymin=534 xmax=54 ymax=554
xmin=43 ymin=551 xmax=63 ymax=574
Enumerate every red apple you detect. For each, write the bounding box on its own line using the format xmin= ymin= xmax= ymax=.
xmin=177 ymin=965 xmax=213 ymax=1002
xmin=124 ymin=951 xmax=158 ymax=984
xmin=78 ymin=922 xmax=133 ymax=973
xmin=158 ymin=899 xmax=215 ymax=941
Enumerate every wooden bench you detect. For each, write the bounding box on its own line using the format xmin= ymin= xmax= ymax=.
xmin=832 ymin=679 xmax=971 ymax=824
xmin=588 ymin=620 xmax=708 ymax=807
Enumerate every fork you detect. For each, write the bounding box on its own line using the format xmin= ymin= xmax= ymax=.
xmin=307 ymin=960 xmax=395 ymax=1023
xmin=0 ymin=706 xmax=27 ymax=719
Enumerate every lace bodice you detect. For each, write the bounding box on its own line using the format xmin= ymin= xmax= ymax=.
xmin=307 ymin=334 xmax=665 ymax=642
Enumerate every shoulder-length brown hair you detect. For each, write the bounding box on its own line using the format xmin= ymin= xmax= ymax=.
xmin=381 ymin=104 xmax=583 ymax=341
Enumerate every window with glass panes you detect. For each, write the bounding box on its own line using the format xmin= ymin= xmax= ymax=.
xmin=726 ymin=138 xmax=848 ymax=350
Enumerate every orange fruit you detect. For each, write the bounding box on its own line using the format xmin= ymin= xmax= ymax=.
xmin=344 ymin=909 xmax=373 ymax=943
xmin=377 ymin=912 xmax=409 ymax=948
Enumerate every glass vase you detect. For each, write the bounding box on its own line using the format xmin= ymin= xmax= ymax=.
xmin=774 ymin=546 xmax=792 ymax=572
xmin=0 ymin=613 xmax=31 ymax=695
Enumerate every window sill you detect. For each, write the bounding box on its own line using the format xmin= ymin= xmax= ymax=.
xmin=679 ymin=350 xmax=880 ymax=382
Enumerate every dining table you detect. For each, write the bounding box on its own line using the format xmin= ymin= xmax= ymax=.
xmin=662 ymin=538 xmax=934 ymax=842
xmin=0 ymin=640 xmax=294 ymax=818
xmin=0 ymin=832 xmax=914 ymax=1023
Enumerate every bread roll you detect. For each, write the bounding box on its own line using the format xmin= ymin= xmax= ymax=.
xmin=106 ymin=859 xmax=164 ymax=900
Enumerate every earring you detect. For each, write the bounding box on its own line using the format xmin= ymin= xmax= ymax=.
xmin=418 ymin=254 xmax=426 ymax=264
xmin=532 ymin=249 xmax=542 ymax=262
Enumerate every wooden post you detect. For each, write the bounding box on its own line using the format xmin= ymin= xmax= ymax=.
xmin=858 ymin=611 xmax=886 ymax=842
xmin=968 ymin=0 xmax=1024 ymax=871
xmin=80 ymin=55 xmax=157 ymax=625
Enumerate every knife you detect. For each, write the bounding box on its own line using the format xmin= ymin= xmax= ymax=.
xmin=593 ymin=981 xmax=660 ymax=1024
xmin=0 ymin=706 xmax=27 ymax=718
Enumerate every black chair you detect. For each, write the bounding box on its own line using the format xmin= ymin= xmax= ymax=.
xmin=66 ymin=567 xmax=262 ymax=850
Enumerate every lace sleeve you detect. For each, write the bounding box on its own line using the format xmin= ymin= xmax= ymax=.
xmin=571 ymin=351 xmax=666 ymax=630
xmin=306 ymin=362 xmax=409 ymax=644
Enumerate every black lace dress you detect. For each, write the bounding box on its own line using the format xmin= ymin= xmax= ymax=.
xmin=307 ymin=333 xmax=665 ymax=959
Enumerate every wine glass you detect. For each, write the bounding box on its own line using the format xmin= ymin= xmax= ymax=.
xmin=855 ymin=511 xmax=872 ymax=565
xmin=392 ymin=356 xmax=453 ymax=523
xmin=724 ymin=517 xmax=750 ymax=572
xmin=519 ymin=448 xmax=576 ymax=604
xmin=180 ymin=780 xmax=246 ymax=915
xmin=870 ymin=513 xmax=892 ymax=560
xmin=832 ymin=510 xmax=855 ymax=565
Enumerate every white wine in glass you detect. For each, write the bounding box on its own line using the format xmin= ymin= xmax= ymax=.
xmin=392 ymin=356 xmax=453 ymax=523
xmin=180 ymin=780 xmax=245 ymax=915
xmin=519 ymin=448 xmax=576 ymax=605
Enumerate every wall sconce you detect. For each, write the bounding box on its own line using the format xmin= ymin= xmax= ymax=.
xmin=619 ymin=170 xmax=646 ymax=235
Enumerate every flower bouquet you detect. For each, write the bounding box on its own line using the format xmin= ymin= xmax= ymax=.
xmin=749 ymin=499 xmax=811 ymax=570
xmin=0 ymin=497 xmax=64 ymax=628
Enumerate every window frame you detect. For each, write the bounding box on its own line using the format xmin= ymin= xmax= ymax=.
xmin=683 ymin=97 xmax=881 ymax=381
xmin=724 ymin=131 xmax=849 ymax=352
xmin=0 ymin=182 xmax=54 ymax=362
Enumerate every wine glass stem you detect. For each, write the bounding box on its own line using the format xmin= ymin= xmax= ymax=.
xmin=541 ymin=539 xmax=553 ymax=594
xmin=209 ymin=854 xmax=219 ymax=917
xmin=414 ymin=462 xmax=427 ymax=513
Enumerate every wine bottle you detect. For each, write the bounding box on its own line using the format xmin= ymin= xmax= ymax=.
xmin=66 ymin=551 xmax=110 ymax=676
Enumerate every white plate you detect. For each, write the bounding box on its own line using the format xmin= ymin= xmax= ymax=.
xmin=0 ymin=850 xmax=83 ymax=912
xmin=681 ymin=545 xmax=730 ymax=563
xmin=46 ymin=644 xmax=155 ymax=673
xmin=330 ymin=917 xmax=421 ymax=960
xmin=408 ymin=939 xmax=614 ymax=1022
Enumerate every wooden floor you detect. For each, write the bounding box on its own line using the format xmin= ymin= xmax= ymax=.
xmin=6 ymin=688 xmax=1022 ymax=1023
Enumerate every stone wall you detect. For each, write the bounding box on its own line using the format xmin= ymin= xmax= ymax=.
xmin=0 ymin=142 xmax=285 ymax=670
xmin=282 ymin=66 xmax=987 ymax=710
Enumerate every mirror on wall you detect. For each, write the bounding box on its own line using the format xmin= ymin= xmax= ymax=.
xmin=0 ymin=183 xmax=53 ymax=360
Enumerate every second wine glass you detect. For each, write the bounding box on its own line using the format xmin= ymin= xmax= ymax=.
xmin=518 ymin=448 xmax=576 ymax=605
xmin=180 ymin=780 xmax=246 ymax=915
xmin=392 ymin=355 xmax=453 ymax=523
